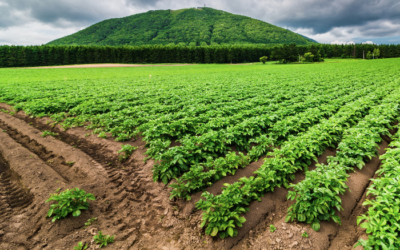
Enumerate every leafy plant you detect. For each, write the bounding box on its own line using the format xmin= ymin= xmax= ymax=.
xmin=66 ymin=161 xmax=75 ymax=167
xmin=73 ymin=242 xmax=88 ymax=250
xmin=287 ymin=94 xmax=400 ymax=231
xmin=46 ymin=188 xmax=96 ymax=222
xmin=270 ymin=224 xmax=276 ymax=232
xmin=84 ymin=217 xmax=98 ymax=228
xmin=355 ymin=129 xmax=400 ymax=249
xmin=93 ymin=231 xmax=115 ymax=248
xmin=196 ymin=86 xmax=396 ymax=238
xmin=41 ymin=130 xmax=59 ymax=137
xmin=98 ymin=132 xmax=107 ymax=139
xmin=118 ymin=145 xmax=138 ymax=161
xmin=302 ymin=232 xmax=309 ymax=238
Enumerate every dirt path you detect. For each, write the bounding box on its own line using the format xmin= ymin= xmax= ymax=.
xmin=27 ymin=64 xmax=193 ymax=69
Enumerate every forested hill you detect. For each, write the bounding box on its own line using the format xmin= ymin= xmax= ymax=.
xmin=47 ymin=8 xmax=317 ymax=46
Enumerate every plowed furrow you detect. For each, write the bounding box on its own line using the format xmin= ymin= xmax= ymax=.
xmin=12 ymin=116 xmax=132 ymax=191
xmin=0 ymin=171 xmax=33 ymax=216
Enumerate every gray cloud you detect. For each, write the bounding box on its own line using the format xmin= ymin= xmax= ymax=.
xmin=0 ymin=0 xmax=399 ymax=45
xmin=222 ymin=0 xmax=400 ymax=35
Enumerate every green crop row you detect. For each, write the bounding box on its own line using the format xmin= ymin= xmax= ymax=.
xmin=154 ymin=81 xmax=375 ymax=185
xmin=354 ymin=127 xmax=400 ymax=249
xmin=195 ymin=83 xmax=397 ymax=238
xmin=169 ymin=82 xmax=379 ymax=200
xmin=1 ymin=59 xmax=400 ymax=241
xmin=286 ymin=89 xmax=400 ymax=231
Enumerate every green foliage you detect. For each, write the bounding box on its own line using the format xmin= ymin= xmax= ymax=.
xmin=93 ymin=231 xmax=115 ymax=248
xmin=259 ymin=56 xmax=268 ymax=64
xmin=355 ymin=129 xmax=400 ymax=249
xmin=47 ymin=8 xmax=314 ymax=46
xmin=84 ymin=217 xmax=98 ymax=228
xmin=1 ymin=59 xmax=400 ymax=239
xmin=287 ymin=90 xmax=400 ymax=231
xmin=66 ymin=161 xmax=75 ymax=167
xmin=73 ymin=242 xmax=88 ymax=250
xmin=366 ymin=51 xmax=372 ymax=59
xmin=45 ymin=188 xmax=96 ymax=222
xmin=41 ymin=130 xmax=59 ymax=137
xmin=86 ymin=217 xmax=97 ymax=226
xmin=302 ymin=232 xmax=309 ymax=238
xmin=196 ymin=82 xmax=398 ymax=237
xmin=303 ymin=52 xmax=314 ymax=62
xmin=270 ymin=224 xmax=276 ymax=232
xmin=118 ymin=144 xmax=138 ymax=161
xmin=0 ymin=43 xmax=399 ymax=68
xmin=373 ymin=48 xmax=380 ymax=58
xmin=98 ymin=131 xmax=107 ymax=139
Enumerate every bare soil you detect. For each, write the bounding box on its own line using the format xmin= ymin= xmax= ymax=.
xmin=0 ymin=103 xmax=393 ymax=249
xmin=27 ymin=64 xmax=192 ymax=69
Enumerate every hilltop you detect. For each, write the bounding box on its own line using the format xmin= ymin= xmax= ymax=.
xmin=48 ymin=8 xmax=317 ymax=46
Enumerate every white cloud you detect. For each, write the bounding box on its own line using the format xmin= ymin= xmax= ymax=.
xmin=330 ymin=40 xmax=354 ymax=45
xmin=362 ymin=41 xmax=374 ymax=44
xmin=0 ymin=22 xmax=84 ymax=45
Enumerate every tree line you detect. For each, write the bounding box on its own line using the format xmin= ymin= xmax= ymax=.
xmin=0 ymin=43 xmax=399 ymax=68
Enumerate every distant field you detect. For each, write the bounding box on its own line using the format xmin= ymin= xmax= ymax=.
xmin=0 ymin=58 xmax=399 ymax=249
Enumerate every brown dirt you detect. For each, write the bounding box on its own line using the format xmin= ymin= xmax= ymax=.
xmin=0 ymin=108 xmax=215 ymax=250
xmin=0 ymin=103 xmax=394 ymax=249
xmin=27 ymin=64 xmax=192 ymax=69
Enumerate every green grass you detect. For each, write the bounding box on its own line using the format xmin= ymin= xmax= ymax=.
xmin=0 ymin=59 xmax=385 ymax=84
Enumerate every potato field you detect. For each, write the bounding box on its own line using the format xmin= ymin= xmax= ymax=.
xmin=0 ymin=59 xmax=399 ymax=250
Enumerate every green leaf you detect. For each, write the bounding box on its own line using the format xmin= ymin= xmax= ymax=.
xmin=211 ymin=227 xmax=219 ymax=237
xmin=73 ymin=210 xmax=81 ymax=217
xmin=227 ymin=227 xmax=234 ymax=237
xmin=162 ymin=176 xmax=168 ymax=185
xmin=311 ymin=222 xmax=320 ymax=232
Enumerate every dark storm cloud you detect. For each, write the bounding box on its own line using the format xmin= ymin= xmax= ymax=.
xmin=0 ymin=0 xmax=137 ymax=29
xmin=223 ymin=0 xmax=400 ymax=36
xmin=1 ymin=0 xmax=400 ymax=44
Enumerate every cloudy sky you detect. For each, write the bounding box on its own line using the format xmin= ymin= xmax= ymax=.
xmin=1 ymin=0 xmax=400 ymax=45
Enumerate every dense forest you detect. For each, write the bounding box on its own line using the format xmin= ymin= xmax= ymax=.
xmin=1 ymin=43 xmax=399 ymax=67
xmin=47 ymin=8 xmax=316 ymax=46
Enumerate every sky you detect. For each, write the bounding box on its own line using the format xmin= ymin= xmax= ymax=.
xmin=1 ymin=0 xmax=400 ymax=45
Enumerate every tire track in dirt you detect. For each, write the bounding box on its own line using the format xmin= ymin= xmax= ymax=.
xmin=0 ymin=150 xmax=33 ymax=222
xmin=0 ymin=130 xmax=68 ymax=250
xmin=0 ymin=154 xmax=12 ymax=219
xmin=0 ymin=121 xmax=72 ymax=183
xmin=0 ymin=170 xmax=33 ymax=211
xmin=0 ymin=108 xmax=216 ymax=250
xmin=0 ymin=113 xmax=142 ymax=248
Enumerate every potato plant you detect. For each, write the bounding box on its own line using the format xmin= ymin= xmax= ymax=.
xmin=46 ymin=188 xmax=96 ymax=222
xmin=118 ymin=144 xmax=138 ymax=161
xmin=355 ymin=128 xmax=400 ymax=249
xmin=1 ymin=59 xmax=400 ymax=240
xmin=287 ymin=92 xmax=400 ymax=231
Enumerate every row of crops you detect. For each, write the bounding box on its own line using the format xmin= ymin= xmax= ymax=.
xmin=1 ymin=59 xmax=400 ymax=248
